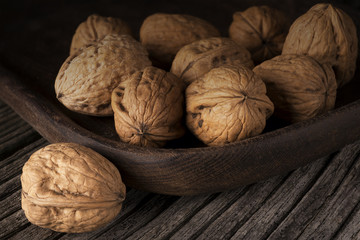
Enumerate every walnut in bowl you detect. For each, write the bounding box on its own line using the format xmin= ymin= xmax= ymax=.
xmin=70 ymin=14 xmax=133 ymax=55
xmin=229 ymin=5 xmax=289 ymax=64
xmin=140 ymin=13 xmax=220 ymax=67
xmin=111 ymin=66 xmax=185 ymax=147
xmin=171 ymin=37 xmax=254 ymax=85
xmin=282 ymin=3 xmax=358 ymax=87
xmin=55 ymin=34 xmax=151 ymax=116
xmin=253 ymin=54 xmax=337 ymax=123
xmin=186 ymin=65 xmax=274 ymax=146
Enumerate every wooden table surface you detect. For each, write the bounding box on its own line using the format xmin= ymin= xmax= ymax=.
xmin=1 ymin=0 xmax=360 ymax=239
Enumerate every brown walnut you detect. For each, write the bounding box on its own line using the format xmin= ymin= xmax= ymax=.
xmin=253 ymin=54 xmax=337 ymax=123
xmin=55 ymin=34 xmax=151 ymax=116
xmin=186 ymin=65 xmax=274 ymax=146
xmin=282 ymin=3 xmax=358 ymax=87
xmin=140 ymin=13 xmax=220 ymax=67
xmin=229 ymin=5 xmax=289 ymax=64
xmin=111 ymin=66 xmax=185 ymax=147
xmin=171 ymin=37 xmax=254 ymax=85
xmin=70 ymin=14 xmax=133 ymax=55
xmin=21 ymin=143 xmax=126 ymax=233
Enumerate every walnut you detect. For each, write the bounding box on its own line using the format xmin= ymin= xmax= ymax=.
xmin=21 ymin=143 xmax=126 ymax=233
xmin=253 ymin=54 xmax=337 ymax=123
xmin=140 ymin=13 xmax=220 ymax=67
xmin=282 ymin=3 xmax=358 ymax=87
xmin=229 ymin=5 xmax=289 ymax=64
xmin=55 ymin=34 xmax=151 ymax=116
xmin=111 ymin=66 xmax=185 ymax=147
xmin=170 ymin=37 xmax=254 ymax=85
xmin=70 ymin=14 xmax=133 ymax=55
xmin=186 ymin=65 xmax=274 ymax=146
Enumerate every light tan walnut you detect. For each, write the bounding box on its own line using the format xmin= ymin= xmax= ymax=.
xmin=253 ymin=54 xmax=337 ymax=123
xmin=21 ymin=143 xmax=126 ymax=233
xmin=111 ymin=66 xmax=185 ymax=147
xmin=171 ymin=37 xmax=254 ymax=85
xmin=140 ymin=13 xmax=220 ymax=67
xmin=70 ymin=14 xmax=133 ymax=55
xmin=55 ymin=34 xmax=152 ymax=116
xmin=282 ymin=3 xmax=358 ymax=87
xmin=186 ymin=65 xmax=274 ymax=146
xmin=229 ymin=5 xmax=289 ymax=64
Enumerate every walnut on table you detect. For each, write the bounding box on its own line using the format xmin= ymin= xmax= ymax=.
xmin=186 ymin=65 xmax=274 ymax=146
xmin=21 ymin=143 xmax=126 ymax=233
xmin=70 ymin=14 xmax=133 ymax=55
xmin=253 ymin=54 xmax=337 ymax=123
xmin=55 ymin=34 xmax=151 ymax=116
xmin=171 ymin=37 xmax=254 ymax=85
xmin=282 ymin=3 xmax=358 ymax=87
xmin=140 ymin=13 xmax=221 ymax=67
xmin=111 ymin=66 xmax=185 ymax=147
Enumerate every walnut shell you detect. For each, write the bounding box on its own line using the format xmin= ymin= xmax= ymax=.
xmin=253 ymin=54 xmax=337 ymax=123
xmin=186 ymin=65 xmax=274 ymax=146
xmin=282 ymin=3 xmax=358 ymax=87
xmin=55 ymin=34 xmax=151 ymax=116
xmin=229 ymin=5 xmax=289 ymax=64
xmin=70 ymin=14 xmax=133 ymax=55
xmin=171 ymin=37 xmax=254 ymax=85
xmin=111 ymin=66 xmax=185 ymax=147
xmin=21 ymin=143 xmax=126 ymax=233
xmin=140 ymin=13 xmax=220 ymax=67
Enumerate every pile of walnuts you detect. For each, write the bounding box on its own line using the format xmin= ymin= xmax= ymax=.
xmin=54 ymin=4 xmax=358 ymax=148
xmin=21 ymin=3 xmax=357 ymax=234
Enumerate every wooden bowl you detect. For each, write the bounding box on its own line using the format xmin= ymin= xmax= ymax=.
xmin=1 ymin=0 xmax=360 ymax=195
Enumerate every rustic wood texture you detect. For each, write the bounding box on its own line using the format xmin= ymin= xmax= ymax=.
xmin=1 ymin=0 xmax=360 ymax=196
xmin=0 ymin=101 xmax=359 ymax=239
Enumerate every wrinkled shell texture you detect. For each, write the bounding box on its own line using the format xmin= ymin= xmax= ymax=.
xmin=186 ymin=65 xmax=274 ymax=146
xmin=112 ymin=66 xmax=185 ymax=147
xmin=229 ymin=5 xmax=289 ymax=64
xmin=253 ymin=54 xmax=337 ymax=123
xmin=282 ymin=3 xmax=358 ymax=87
xmin=140 ymin=13 xmax=221 ymax=65
xmin=21 ymin=143 xmax=126 ymax=233
xmin=171 ymin=37 xmax=254 ymax=85
xmin=55 ymin=34 xmax=151 ymax=116
xmin=70 ymin=14 xmax=133 ymax=55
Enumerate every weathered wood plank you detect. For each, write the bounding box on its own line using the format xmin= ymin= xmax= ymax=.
xmin=0 ymin=189 xmax=21 ymax=221
xmin=8 ymin=225 xmax=64 ymax=240
xmin=169 ymin=175 xmax=285 ymax=240
xmin=94 ymin=194 xmax=180 ymax=240
xmin=228 ymin=155 xmax=330 ymax=239
xmin=0 ymin=209 xmax=30 ymax=239
xmin=0 ymin=111 xmax=22 ymax=131
xmin=125 ymin=193 xmax=220 ymax=240
xmin=0 ymin=138 xmax=48 ymax=183
xmin=0 ymin=137 xmax=47 ymax=168
xmin=267 ymin=140 xmax=360 ymax=240
xmin=334 ymin=200 xmax=360 ymax=240
xmin=294 ymin=151 xmax=360 ymax=239
xmin=0 ymin=102 xmax=43 ymax=159
xmin=0 ymin=174 xmax=20 ymax=201
xmin=0 ymin=125 xmax=41 ymax=159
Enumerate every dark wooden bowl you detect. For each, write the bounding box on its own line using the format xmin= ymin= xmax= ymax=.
xmin=1 ymin=0 xmax=360 ymax=195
